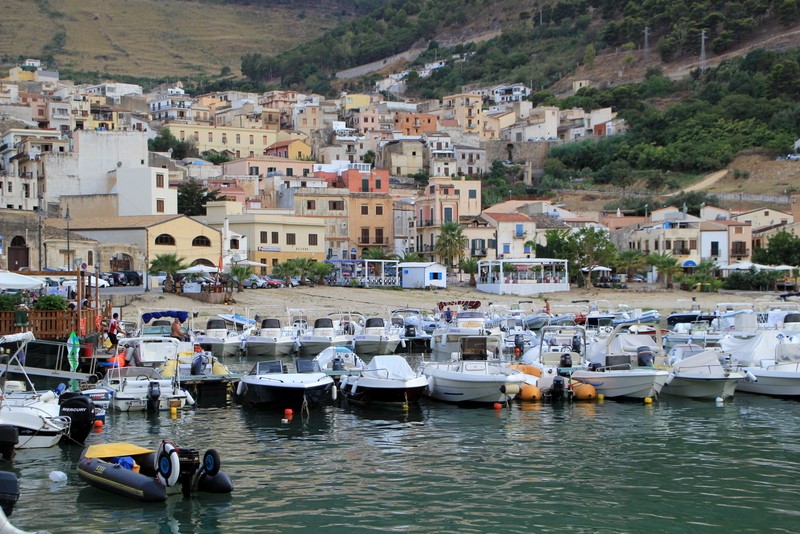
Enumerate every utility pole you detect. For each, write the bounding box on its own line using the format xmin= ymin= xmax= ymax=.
xmin=643 ymin=27 xmax=650 ymax=62
xmin=700 ymin=29 xmax=707 ymax=74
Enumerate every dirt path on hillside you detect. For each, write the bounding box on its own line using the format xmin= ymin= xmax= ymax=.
xmin=672 ymin=169 xmax=728 ymax=195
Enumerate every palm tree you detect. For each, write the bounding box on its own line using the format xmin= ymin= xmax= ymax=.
xmin=434 ymin=222 xmax=467 ymax=269
xmin=615 ymin=249 xmax=646 ymax=279
xmin=397 ymin=251 xmax=424 ymax=263
xmin=362 ymin=247 xmax=395 ymax=277
xmin=229 ymin=264 xmax=254 ymax=293
xmin=310 ymin=261 xmax=334 ymax=285
xmin=646 ymin=252 xmax=680 ymax=288
xmin=459 ymin=257 xmax=479 ymax=286
xmin=288 ymin=257 xmax=315 ymax=286
xmin=271 ymin=261 xmax=296 ymax=287
xmin=148 ymin=253 xmax=188 ymax=276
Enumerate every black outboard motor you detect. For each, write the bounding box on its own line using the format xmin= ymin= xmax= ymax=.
xmin=558 ymin=353 xmax=573 ymax=376
xmin=404 ymin=325 xmax=416 ymax=339
xmin=0 ymin=426 xmax=17 ymax=461
xmin=571 ymin=335 xmax=582 ymax=354
xmin=59 ymin=392 xmax=95 ymax=445
xmin=0 ymin=472 xmax=19 ymax=517
xmin=637 ymin=346 xmax=655 ymax=367
xmin=550 ymin=375 xmax=566 ymax=401
xmin=147 ymin=381 xmax=162 ymax=412
xmin=588 ymin=362 xmax=604 ymax=372
xmin=191 ymin=354 xmax=206 ymax=376
xmin=332 ymin=357 xmax=344 ymax=371
xmin=176 ymin=446 xmax=201 ymax=498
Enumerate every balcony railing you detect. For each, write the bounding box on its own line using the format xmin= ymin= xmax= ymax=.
xmin=357 ymin=237 xmax=390 ymax=245
xmin=471 ymin=248 xmax=487 ymax=257
xmin=672 ymin=248 xmax=690 ymax=255
xmin=514 ymin=232 xmax=527 ymax=239
xmin=731 ymin=248 xmax=750 ymax=257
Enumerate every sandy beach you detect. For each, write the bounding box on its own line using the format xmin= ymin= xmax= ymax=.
xmin=119 ymin=281 xmax=779 ymax=324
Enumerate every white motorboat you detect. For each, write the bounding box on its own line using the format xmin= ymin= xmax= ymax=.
xmin=243 ymin=317 xmax=298 ymax=359
xmin=92 ymin=366 xmax=191 ymax=412
xmin=313 ymin=346 xmax=366 ymax=373
xmin=662 ymin=344 xmax=744 ymax=400
xmin=421 ymin=336 xmax=526 ymax=405
xmin=339 ymin=355 xmax=428 ymax=404
xmin=431 ymin=301 xmax=503 ymax=358
xmin=390 ymin=309 xmax=432 ymax=352
xmin=353 ymin=317 xmax=402 ymax=356
xmin=720 ymin=331 xmax=800 ymax=397
xmin=522 ymin=325 xmax=588 ymax=400
xmin=297 ymin=314 xmax=362 ymax=358
xmin=195 ymin=315 xmax=254 ymax=359
xmin=569 ymin=326 xmax=671 ymax=399
xmin=233 ymin=359 xmax=335 ymax=410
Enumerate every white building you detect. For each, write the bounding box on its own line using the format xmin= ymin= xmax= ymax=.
xmin=491 ymin=84 xmax=531 ymax=104
xmin=115 ymin=167 xmax=178 ymax=216
xmin=477 ymin=258 xmax=569 ymax=295
xmin=398 ymin=262 xmax=447 ymax=289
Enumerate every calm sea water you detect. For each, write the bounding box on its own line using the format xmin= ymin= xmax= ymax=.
xmin=7 ymin=388 xmax=800 ymax=533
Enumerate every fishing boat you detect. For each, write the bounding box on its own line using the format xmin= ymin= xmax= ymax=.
xmin=421 ymin=336 xmax=526 ymax=405
xmin=242 ymin=317 xmax=298 ymax=359
xmin=662 ymin=344 xmax=744 ymax=400
xmin=353 ymin=317 xmax=402 ymax=357
xmin=77 ymin=441 xmax=233 ymax=502
xmin=233 ymin=359 xmax=335 ymax=410
xmin=522 ymin=325 xmax=596 ymax=401
xmin=313 ymin=346 xmax=366 ymax=374
xmin=389 ymin=309 xmax=432 ymax=352
xmin=339 ymin=355 xmax=428 ymax=404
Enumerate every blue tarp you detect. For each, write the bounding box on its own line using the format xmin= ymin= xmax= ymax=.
xmin=141 ymin=310 xmax=190 ymax=324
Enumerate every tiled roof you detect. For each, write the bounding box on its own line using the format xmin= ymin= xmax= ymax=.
xmin=46 ymin=215 xmax=184 ymax=231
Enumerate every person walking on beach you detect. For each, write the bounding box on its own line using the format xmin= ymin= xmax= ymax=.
xmin=107 ymin=313 xmax=125 ymax=353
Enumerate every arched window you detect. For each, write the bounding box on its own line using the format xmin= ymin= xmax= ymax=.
xmin=10 ymin=236 xmax=26 ymax=246
xmin=154 ymin=233 xmax=176 ymax=246
xmin=192 ymin=235 xmax=211 ymax=247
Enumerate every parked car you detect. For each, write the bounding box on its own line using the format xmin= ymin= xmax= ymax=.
xmin=631 ymin=274 xmax=646 ymax=283
xmin=243 ymin=274 xmax=268 ymax=289
xmin=62 ymin=276 xmax=109 ymax=289
xmin=119 ymin=270 xmax=143 ymax=286
xmin=261 ymin=276 xmax=284 ymax=288
xmin=106 ymin=272 xmax=128 ymax=286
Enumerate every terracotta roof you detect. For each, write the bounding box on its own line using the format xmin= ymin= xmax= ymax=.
xmin=46 ymin=214 xmax=184 ymax=231
xmin=484 ymin=212 xmax=532 ymax=222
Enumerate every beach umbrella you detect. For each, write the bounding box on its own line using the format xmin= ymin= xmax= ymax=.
xmin=0 ymin=271 xmax=45 ymax=290
xmin=177 ymin=265 xmax=219 ymax=274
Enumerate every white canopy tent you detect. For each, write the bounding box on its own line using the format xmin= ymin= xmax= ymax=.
xmin=580 ymin=266 xmax=612 ymax=273
xmin=176 ymin=265 xmax=219 ymax=275
xmin=717 ymin=261 xmax=796 ymax=272
xmin=0 ymin=271 xmax=45 ymax=290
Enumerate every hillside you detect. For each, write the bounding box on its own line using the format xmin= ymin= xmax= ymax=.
xmin=0 ymin=0 xmax=362 ymax=79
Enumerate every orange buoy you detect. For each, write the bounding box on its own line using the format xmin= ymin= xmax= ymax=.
xmin=572 ymin=381 xmax=597 ymax=401
xmin=517 ymin=384 xmax=542 ymax=402
xmin=509 ymin=364 xmax=541 ymax=378
xmin=284 ymin=408 xmax=293 ymax=417
xmin=493 ymin=402 xmax=503 ymax=410
xmin=93 ymin=419 xmax=103 ymax=428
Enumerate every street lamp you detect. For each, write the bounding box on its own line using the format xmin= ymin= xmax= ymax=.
xmin=65 ymin=206 xmax=72 ymax=270
xmin=37 ymin=199 xmax=45 ymax=270
xmin=644 ymin=203 xmax=648 ymax=221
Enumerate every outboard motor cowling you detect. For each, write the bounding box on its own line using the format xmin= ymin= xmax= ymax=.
xmin=404 ymin=325 xmax=416 ymax=339
xmin=514 ymin=334 xmax=525 ymax=353
xmin=588 ymin=362 xmax=604 ymax=372
xmin=59 ymin=392 xmax=95 ymax=445
xmin=191 ymin=354 xmax=206 ymax=376
xmin=550 ymin=375 xmax=566 ymax=401
xmin=0 ymin=426 xmax=18 ymax=461
xmin=0 ymin=472 xmax=20 ymax=517
xmin=332 ymin=357 xmax=344 ymax=371
xmin=637 ymin=346 xmax=655 ymax=367
xmin=147 ymin=381 xmax=161 ymax=412
xmin=558 ymin=353 xmax=573 ymax=376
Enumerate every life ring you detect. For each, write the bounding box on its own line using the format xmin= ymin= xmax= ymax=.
xmin=156 ymin=441 xmax=181 ymax=487
xmin=203 ymin=449 xmax=221 ymax=476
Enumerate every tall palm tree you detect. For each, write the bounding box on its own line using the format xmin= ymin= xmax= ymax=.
xmin=229 ymin=264 xmax=254 ymax=293
xmin=271 ymin=261 xmax=296 ymax=287
xmin=434 ymin=222 xmax=467 ymax=269
xmin=459 ymin=257 xmax=479 ymax=286
xmin=148 ymin=253 xmax=188 ymax=276
xmin=310 ymin=261 xmax=334 ymax=285
xmin=646 ymin=252 xmax=680 ymax=288
xmin=288 ymin=257 xmax=315 ymax=286
xmin=397 ymin=251 xmax=424 ymax=263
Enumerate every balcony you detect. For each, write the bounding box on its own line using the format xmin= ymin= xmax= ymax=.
xmin=730 ymin=248 xmax=750 ymax=258
xmin=19 ymin=172 xmax=33 ymax=180
xmin=357 ymin=237 xmax=390 ymax=245
xmin=672 ymin=248 xmax=690 ymax=255
xmin=471 ymin=248 xmax=487 ymax=257
xmin=514 ymin=232 xmax=527 ymax=239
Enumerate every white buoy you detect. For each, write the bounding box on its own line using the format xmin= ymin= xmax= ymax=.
xmin=715 ymin=396 xmax=724 ymax=405
xmin=49 ymin=471 xmax=67 ymax=483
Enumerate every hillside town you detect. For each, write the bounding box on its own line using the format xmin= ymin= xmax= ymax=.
xmin=0 ymin=59 xmax=797 ymax=292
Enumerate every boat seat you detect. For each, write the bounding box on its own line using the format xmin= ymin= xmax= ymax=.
xmin=540 ymin=352 xmax=564 ymax=366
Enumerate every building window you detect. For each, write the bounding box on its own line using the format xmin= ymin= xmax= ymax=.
xmin=503 ymin=243 xmax=510 ymax=254
xmin=306 ymin=200 xmax=316 ymax=210
xmin=286 ymin=233 xmax=296 ymax=245
xmin=208 ymin=132 xmax=213 ymax=142
xmin=230 ymin=238 xmax=239 ymax=249
xmin=361 ymin=205 xmax=369 ymax=215
xmin=309 ymin=234 xmax=318 ymax=246
xmin=376 ymin=179 xmax=382 ymax=189
xmin=154 ymin=234 xmax=176 ymax=246
xmin=236 ymin=134 xmax=241 ymax=144
xmin=88 ymin=251 xmax=93 ymax=265
xmin=361 ymin=228 xmax=370 ymax=243
xmin=375 ymin=228 xmax=384 ymax=244
xmin=156 ymin=199 xmax=165 ymax=213
xmin=260 ymin=231 xmax=268 ymax=243
xmin=249 ymin=135 xmax=254 ymax=145
xmin=192 ymin=236 xmax=211 ymax=247
xmin=286 ymin=168 xmax=293 ymax=176
xmin=735 ymin=227 xmax=743 ymax=234
xmin=271 ymin=232 xmax=279 ymax=244
xmin=6 ymin=183 xmax=11 ymax=193
xmin=443 ymin=207 xmax=453 ymax=223
xmin=329 ymin=201 xmax=344 ymax=210
xmin=711 ymin=241 xmax=719 ymax=256
xmin=376 ymin=205 xmax=383 ymax=215
xmin=689 ymin=239 xmax=697 ymax=250
xmin=156 ymin=174 xmax=165 ymax=187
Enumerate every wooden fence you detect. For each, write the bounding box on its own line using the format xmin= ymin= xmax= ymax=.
xmin=0 ymin=308 xmax=103 ymax=341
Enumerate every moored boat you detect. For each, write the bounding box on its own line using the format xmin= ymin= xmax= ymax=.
xmin=233 ymin=359 xmax=335 ymax=410
xmin=662 ymin=345 xmax=744 ymax=400
xmin=339 ymin=355 xmax=428 ymax=404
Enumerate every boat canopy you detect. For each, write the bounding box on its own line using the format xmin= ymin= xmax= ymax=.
xmin=84 ymin=442 xmax=155 ymax=459
xmin=364 ymin=355 xmax=415 ymax=380
xmin=142 ymin=310 xmax=190 ymax=324
xmin=437 ymin=300 xmax=481 ymax=311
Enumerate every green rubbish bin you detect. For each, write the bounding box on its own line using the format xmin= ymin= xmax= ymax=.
xmin=14 ymin=309 xmax=28 ymax=327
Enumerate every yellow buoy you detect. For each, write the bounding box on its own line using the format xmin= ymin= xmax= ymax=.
xmin=170 ymin=407 xmax=178 ymax=417
xmin=644 ymin=397 xmax=653 ymax=404
xmin=517 ymin=384 xmax=542 ymax=402
xmin=597 ymin=393 xmax=605 ymax=402
xmin=572 ymin=382 xmax=597 ymax=401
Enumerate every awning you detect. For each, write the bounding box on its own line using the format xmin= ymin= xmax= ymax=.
xmin=683 ymin=260 xmax=697 ymax=267
xmin=0 ymin=271 xmax=45 ymax=290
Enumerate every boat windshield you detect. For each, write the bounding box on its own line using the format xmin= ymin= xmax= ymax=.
xmin=114 ymin=367 xmax=164 ymax=380
xmin=252 ymin=361 xmax=285 ymax=375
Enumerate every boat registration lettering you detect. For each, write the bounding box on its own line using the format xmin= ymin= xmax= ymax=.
xmin=93 ymin=465 xmax=107 ymax=474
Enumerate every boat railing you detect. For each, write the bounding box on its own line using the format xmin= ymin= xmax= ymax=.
xmin=362 ymin=367 xmax=391 ymax=379
xmin=603 ymin=362 xmax=633 ymax=371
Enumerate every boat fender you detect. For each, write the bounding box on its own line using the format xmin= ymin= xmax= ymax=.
xmin=202 ymin=449 xmax=221 ymax=476
xmin=236 ymin=380 xmax=245 ymax=397
xmin=183 ymin=389 xmax=196 ymax=406
xmin=339 ymin=376 xmax=348 ymax=390
xmin=744 ymin=369 xmax=757 ymax=383
xmin=350 ymin=380 xmax=358 ymax=395
xmin=331 ymin=385 xmax=337 ymax=401
xmin=156 ymin=442 xmax=181 ymax=487
xmin=500 ymin=383 xmax=521 ymax=396
xmin=426 ymin=377 xmax=435 ymax=396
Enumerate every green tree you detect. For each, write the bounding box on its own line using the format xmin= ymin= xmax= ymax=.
xmin=646 ymin=252 xmax=681 ymax=288
xmin=177 ymin=178 xmax=224 ymax=216
xmin=434 ymin=222 xmax=467 ymax=268
xmin=310 ymin=261 xmax=334 ymax=285
xmin=149 ymin=253 xmax=188 ymax=276
xmin=397 ymin=251 xmax=424 ymax=263
xmin=459 ymin=257 xmax=479 ymax=286
xmin=148 ymin=127 xmax=195 ymax=159
xmin=288 ymin=257 xmax=316 ymax=286
xmin=229 ymin=264 xmax=254 ymax=293
xmin=569 ymin=227 xmax=618 ymax=289
xmin=583 ymin=43 xmax=596 ymax=69
xmin=615 ymin=249 xmax=646 ymax=278
xmin=362 ymin=150 xmax=375 ymax=164
xmin=271 ymin=262 xmax=297 ymax=287
xmin=752 ymin=230 xmax=800 ymax=266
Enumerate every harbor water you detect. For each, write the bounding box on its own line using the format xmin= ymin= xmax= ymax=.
xmin=7 ymin=382 xmax=800 ymax=532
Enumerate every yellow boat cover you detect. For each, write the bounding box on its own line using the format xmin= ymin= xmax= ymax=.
xmin=84 ymin=442 xmax=155 ymax=459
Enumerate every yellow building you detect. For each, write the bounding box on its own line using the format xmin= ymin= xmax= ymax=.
xmin=172 ymin=124 xmax=279 ymax=158
xmin=205 ymin=201 xmax=326 ymax=270
xmin=441 ymin=93 xmax=485 ymax=135
xmin=341 ymin=93 xmax=371 ymax=111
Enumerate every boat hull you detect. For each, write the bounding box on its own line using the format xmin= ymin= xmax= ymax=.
xmin=340 ymin=376 xmax=428 ymax=404
xmin=234 ymin=375 xmax=334 ymax=410
xmin=570 ymin=369 xmax=670 ymax=399
xmin=244 ymin=339 xmax=296 ymax=359
xmin=297 ymin=338 xmax=350 ymax=358
xmin=662 ymin=375 xmax=741 ymax=399
xmin=422 ymin=363 xmax=525 ymax=404
xmin=737 ymin=369 xmax=800 ymax=397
